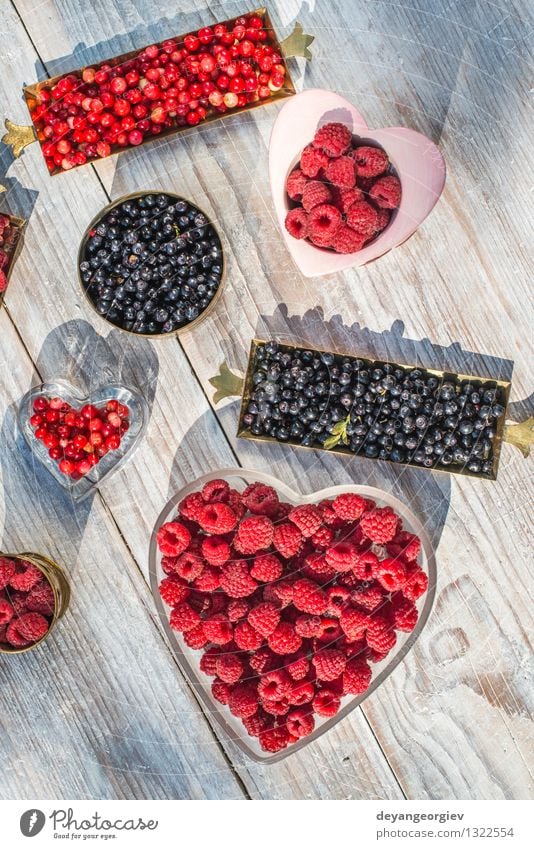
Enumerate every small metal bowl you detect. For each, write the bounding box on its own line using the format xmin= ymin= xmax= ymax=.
xmin=77 ymin=190 xmax=226 ymax=338
xmin=0 ymin=552 xmax=70 ymax=654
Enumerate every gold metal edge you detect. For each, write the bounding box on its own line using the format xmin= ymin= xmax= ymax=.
xmin=236 ymin=338 xmax=512 ymax=480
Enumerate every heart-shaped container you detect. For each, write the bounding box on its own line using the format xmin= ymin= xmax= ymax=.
xmin=18 ymin=380 xmax=148 ymax=501
xmin=149 ymin=469 xmax=436 ymax=763
xmin=269 ymin=88 xmax=446 ymax=277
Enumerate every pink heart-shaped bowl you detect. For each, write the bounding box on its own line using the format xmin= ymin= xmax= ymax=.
xmin=18 ymin=380 xmax=148 ymax=502
xmin=269 ymin=88 xmax=446 ymax=277
xmin=149 ymin=469 xmax=436 ymax=763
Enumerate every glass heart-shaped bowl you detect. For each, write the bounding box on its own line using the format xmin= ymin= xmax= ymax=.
xmin=149 ymin=469 xmax=436 ymax=763
xmin=18 ymin=380 xmax=149 ymax=501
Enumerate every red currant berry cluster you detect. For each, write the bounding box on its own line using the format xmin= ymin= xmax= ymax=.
xmin=0 ymin=214 xmax=22 ymax=296
xmin=156 ymin=479 xmax=428 ymax=753
xmin=29 ymin=12 xmax=288 ymax=173
xmin=29 ymin=395 xmax=130 ymax=479
xmin=0 ymin=557 xmax=55 ymax=650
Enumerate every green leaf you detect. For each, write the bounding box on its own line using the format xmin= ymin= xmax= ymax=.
xmin=323 ymin=413 xmax=351 ymax=450
xmin=208 ymin=360 xmax=244 ymax=405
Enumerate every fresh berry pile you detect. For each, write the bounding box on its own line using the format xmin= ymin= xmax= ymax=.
xmin=156 ymin=478 xmax=428 ymax=753
xmin=0 ymin=557 xmax=55 ymax=650
xmin=29 ymin=394 xmax=130 ymax=479
xmin=0 ymin=214 xmax=23 ymax=297
xmin=28 ymin=12 xmax=289 ymax=173
xmin=239 ymin=341 xmax=507 ymax=477
xmin=79 ymin=193 xmax=223 ymax=334
xmin=284 ymin=122 xmax=401 ymax=253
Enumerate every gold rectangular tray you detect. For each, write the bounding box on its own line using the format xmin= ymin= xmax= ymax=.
xmin=0 ymin=213 xmax=26 ymax=304
xmin=23 ymin=8 xmax=296 ymax=175
xmin=236 ymin=339 xmax=511 ymax=480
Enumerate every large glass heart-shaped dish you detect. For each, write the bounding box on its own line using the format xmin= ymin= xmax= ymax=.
xmin=149 ymin=469 xmax=436 ymax=763
xmin=18 ymin=380 xmax=148 ymax=501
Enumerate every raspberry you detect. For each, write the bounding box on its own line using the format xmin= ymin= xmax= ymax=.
xmin=215 ymin=653 xmax=244 ymax=684
xmin=259 ymin=726 xmax=290 ymax=752
xmin=301 ymin=180 xmax=332 ymax=212
xmin=325 ymin=541 xmax=358 ymax=572
xmin=300 ymin=143 xmax=329 ymax=177
xmin=285 ymin=653 xmax=310 ymax=680
xmin=313 ymin=122 xmax=352 ymax=157
xmin=351 ymin=145 xmax=389 ymax=178
xmin=212 ymin=679 xmax=232 ymax=704
xmin=233 ymin=620 xmax=263 ymax=650
xmin=228 ymin=683 xmax=259 ymax=718
xmin=9 ymin=561 xmax=42 ymax=592
xmin=183 ymin=623 xmax=208 ymax=649
xmin=388 ymin=531 xmax=421 ymax=562
xmin=25 ymin=580 xmax=55 ymax=616
xmin=325 ymin=155 xmax=356 ymax=188
xmin=330 ymin=225 xmax=367 ymax=254
xmin=286 ymin=709 xmax=314 ymax=738
xmin=288 ymin=681 xmax=315 ymax=705
xmin=333 ymin=493 xmax=367 ymax=521
xmin=350 ymin=582 xmax=384 ymax=612
xmin=248 ymin=602 xmax=280 ymax=637
xmin=311 ymin=525 xmax=334 ymax=549
xmin=292 ymin=579 xmax=328 ymax=615
xmin=312 ymin=648 xmax=346 ymax=681
xmin=258 ymin=669 xmax=291 ymax=700
xmin=284 ymin=207 xmax=309 ymax=240
xmin=203 ymin=614 xmax=233 ymax=645
xmin=6 ymin=590 xmax=27 ymax=614
xmin=402 ymin=567 xmax=428 ymax=602
xmin=369 ymin=175 xmax=401 ymax=209
xmin=15 ymin=612 xmax=49 ymax=642
xmin=346 ymin=200 xmax=379 ymax=235
xmin=269 ymin=579 xmax=295 ymax=606
xmin=170 ymin=601 xmax=201 ymax=632
xmin=343 ymin=658 xmax=372 ymax=695
xmin=193 ymin=565 xmax=221 ymax=592
xmin=198 ymin=502 xmax=237 ymax=534
xmin=0 ymin=598 xmax=14 ymax=625
xmin=376 ymin=208 xmax=390 ymax=231
xmin=263 ymin=696 xmax=290 ymax=716
xmin=366 ymin=616 xmax=396 ymax=654
xmin=288 ymin=504 xmax=323 ymax=537
xmin=308 ymin=203 xmax=342 ymax=246
xmin=375 ymin=558 xmax=406 ymax=591
xmin=316 ymin=617 xmax=342 ymax=642
xmin=241 ymin=482 xmax=279 ymax=516
xmin=0 ymin=557 xmax=16 ymax=589
xmin=234 ymin=516 xmax=273 ymax=555
xmin=178 ymin=492 xmax=204 ymax=521
xmin=360 ymin=507 xmax=398 ymax=544
xmin=303 ymin=552 xmax=337 ymax=581
xmin=268 ymin=622 xmax=302 ymax=655
xmin=5 ymin=621 xmax=32 ymax=648
xmin=243 ymin=710 xmax=270 ymax=737
xmin=220 ymin=561 xmax=258 ymax=598
xmin=295 ymin=614 xmax=322 ymax=638
xmin=340 ymin=607 xmax=369 ymax=640
xmin=227 ymin=489 xmax=246 ymax=520
xmin=200 ymin=646 xmax=223 ymax=675
xmin=273 ymin=523 xmax=302 ymax=558
xmin=156 ymin=521 xmax=191 ymax=556
xmin=161 ymin=555 xmax=179 ymax=575
xmin=227 ymin=599 xmax=249 ymax=622
xmin=326 ymin=585 xmax=350 ymax=616
xmin=201 ymin=536 xmax=230 ymax=566
xmin=286 ymin=167 xmax=308 ymax=201
xmin=391 ymin=595 xmax=418 ymax=631
xmin=336 ymin=186 xmax=364 ymax=212
xmin=313 ymin=688 xmax=341 ymax=717
xmin=352 ymin=550 xmax=379 ymax=581
xmin=201 ymin=479 xmax=230 ymax=503
xmin=174 ymin=551 xmax=204 ymax=582
xmin=249 ymin=646 xmax=275 ymax=674
xmin=250 ymin=553 xmax=283 ymax=582
xmin=159 ymin=575 xmax=190 ymax=606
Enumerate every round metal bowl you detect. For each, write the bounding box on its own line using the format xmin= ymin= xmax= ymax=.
xmin=77 ymin=190 xmax=226 ymax=338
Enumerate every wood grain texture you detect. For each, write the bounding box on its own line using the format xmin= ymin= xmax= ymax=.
xmin=2 ymin=0 xmax=533 ymax=800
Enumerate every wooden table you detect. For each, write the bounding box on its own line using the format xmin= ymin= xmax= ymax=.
xmin=0 ymin=0 xmax=532 ymax=800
